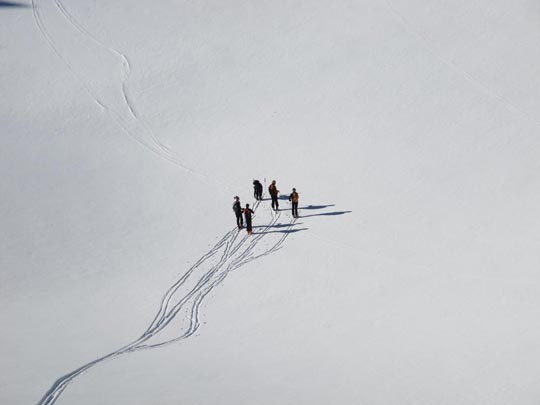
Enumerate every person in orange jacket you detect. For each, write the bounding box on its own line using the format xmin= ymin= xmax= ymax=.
xmin=288 ymin=188 xmax=299 ymax=218
xmin=243 ymin=203 xmax=255 ymax=234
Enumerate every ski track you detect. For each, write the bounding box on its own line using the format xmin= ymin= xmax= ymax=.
xmin=30 ymin=0 xmax=215 ymax=184
xmin=38 ymin=201 xmax=298 ymax=405
xmin=51 ymin=0 xmax=173 ymax=154
xmin=30 ymin=2 xmax=293 ymax=403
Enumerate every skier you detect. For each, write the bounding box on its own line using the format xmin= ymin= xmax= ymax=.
xmin=288 ymin=188 xmax=299 ymax=218
xmin=268 ymin=180 xmax=279 ymax=211
xmin=253 ymin=179 xmax=263 ymax=200
xmin=243 ymin=203 xmax=255 ymax=234
xmin=232 ymin=196 xmax=243 ymax=229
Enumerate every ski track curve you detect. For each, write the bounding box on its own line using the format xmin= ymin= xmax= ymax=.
xmin=38 ymin=201 xmax=298 ymax=405
xmin=30 ymin=2 xmax=297 ymax=403
xmin=30 ymin=0 xmax=220 ymax=186
xmin=51 ymin=0 xmax=173 ymax=153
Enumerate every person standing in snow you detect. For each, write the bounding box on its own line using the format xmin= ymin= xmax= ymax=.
xmin=289 ymin=188 xmax=299 ymax=218
xmin=268 ymin=180 xmax=279 ymax=211
xmin=253 ymin=179 xmax=263 ymax=201
xmin=233 ymin=196 xmax=243 ymax=229
xmin=243 ymin=203 xmax=255 ymax=234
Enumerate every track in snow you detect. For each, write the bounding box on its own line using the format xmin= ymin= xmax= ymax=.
xmin=38 ymin=200 xmax=301 ymax=404
xmin=30 ymin=0 xmax=210 ymax=181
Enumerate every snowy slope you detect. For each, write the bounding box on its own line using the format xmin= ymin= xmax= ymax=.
xmin=2 ymin=0 xmax=540 ymax=404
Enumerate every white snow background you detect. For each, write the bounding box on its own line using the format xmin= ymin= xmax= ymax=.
xmin=1 ymin=0 xmax=540 ymax=404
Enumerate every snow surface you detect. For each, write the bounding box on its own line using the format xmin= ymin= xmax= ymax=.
xmin=2 ymin=0 xmax=540 ymax=404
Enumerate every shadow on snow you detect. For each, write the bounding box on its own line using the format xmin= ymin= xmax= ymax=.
xmin=0 ymin=1 xmax=30 ymax=7
xmin=298 ymin=210 xmax=352 ymax=218
xmin=252 ymin=227 xmax=308 ymax=235
xmin=300 ymin=204 xmax=335 ymax=210
xmin=252 ymin=222 xmax=304 ymax=229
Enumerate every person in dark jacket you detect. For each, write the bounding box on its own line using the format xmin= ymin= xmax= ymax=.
xmin=232 ymin=196 xmax=243 ymax=229
xmin=268 ymin=180 xmax=279 ymax=211
xmin=253 ymin=180 xmax=263 ymax=200
xmin=288 ymin=188 xmax=299 ymax=218
xmin=243 ymin=203 xmax=255 ymax=234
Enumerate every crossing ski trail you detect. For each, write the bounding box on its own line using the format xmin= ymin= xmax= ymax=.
xmin=38 ymin=200 xmax=298 ymax=404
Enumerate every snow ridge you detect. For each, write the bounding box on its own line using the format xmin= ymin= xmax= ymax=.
xmin=38 ymin=201 xmax=298 ymax=405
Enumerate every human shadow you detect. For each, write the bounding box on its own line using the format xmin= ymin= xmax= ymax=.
xmin=0 ymin=1 xmax=30 ymax=7
xmin=252 ymin=222 xmax=304 ymax=229
xmin=298 ymin=210 xmax=352 ymax=218
xmin=252 ymin=227 xmax=308 ymax=235
xmin=300 ymin=204 xmax=335 ymax=210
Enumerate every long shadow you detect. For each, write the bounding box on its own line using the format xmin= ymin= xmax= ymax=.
xmin=252 ymin=228 xmax=308 ymax=235
xmin=257 ymin=203 xmax=335 ymax=211
xmin=300 ymin=204 xmax=335 ymax=210
xmin=252 ymin=222 xmax=304 ymax=229
xmin=298 ymin=210 xmax=352 ymax=218
xmin=0 ymin=1 xmax=30 ymax=7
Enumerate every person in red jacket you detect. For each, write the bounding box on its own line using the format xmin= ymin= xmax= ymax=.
xmin=268 ymin=180 xmax=279 ymax=211
xmin=243 ymin=203 xmax=255 ymax=234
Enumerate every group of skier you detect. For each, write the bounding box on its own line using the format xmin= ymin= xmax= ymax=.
xmin=233 ymin=179 xmax=300 ymax=234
